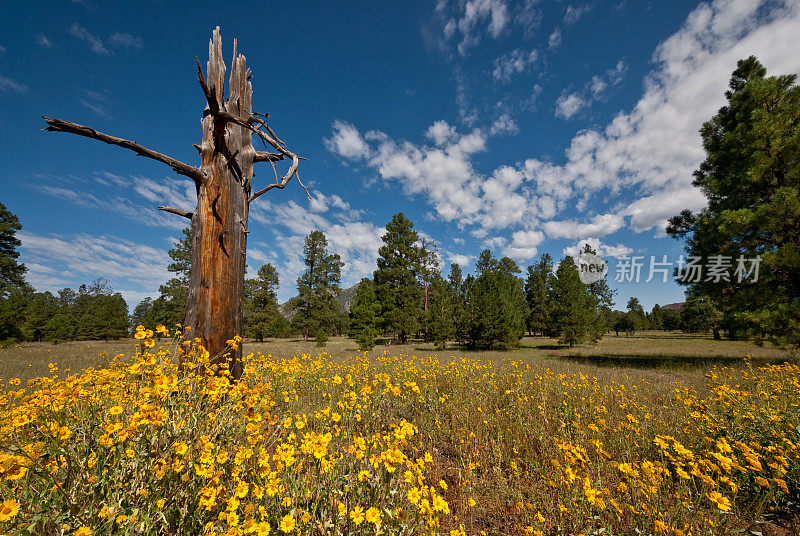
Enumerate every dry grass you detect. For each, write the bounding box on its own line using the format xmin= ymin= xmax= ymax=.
xmin=1 ymin=332 xmax=793 ymax=384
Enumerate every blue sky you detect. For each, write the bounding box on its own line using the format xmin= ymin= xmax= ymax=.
xmin=1 ymin=0 xmax=799 ymax=310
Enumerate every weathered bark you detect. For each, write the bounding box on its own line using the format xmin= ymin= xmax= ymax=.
xmin=182 ymin=30 xmax=254 ymax=379
xmin=43 ymin=27 xmax=305 ymax=380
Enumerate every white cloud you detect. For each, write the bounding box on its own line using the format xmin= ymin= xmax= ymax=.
xmin=330 ymin=0 xmax=800 ymax=245
xmin=554 ymin=92 xmax=587 ymax=119
xmin=78 ymin=89 xmax=113 ymax=118
xmin=446 ymin=252 xmax=474 ymax=266
xmin=425 ymin=120 xmax=459 ymax=146
xmin=564 ymin=4 xmax=593 ymax=25
xmin=548 ymin=27 xmax=562 ymax=49
xmin=324 ymin=120 xmax=371 ymax=159
xmin=36 ymin=34 xmax=54 ymax=48
xmin=35 ymin=174 xmax=195 ymax=231
xmin=488 ymin=113 xmax=519 ymax=136
xmin=19 ymin=231 xmax=170 ymax=295
xmin=108 ymin=32 xmax=143 ymax=50
xmin=69 ymin=23 xmax=110 ymax=55
xmin=492 ymin=48 xmax=538 ymax=82
xmin=563 ymin=237 xmax=633 ymax=259
xmin=530 ymin=0 xmax=800 ymax=232
xmin=542 ymin=213 xmax=625 ymax=238
xmin=447 ymin=0 xmax=510 ymax=55
xmin=555 ymin=60 xmax=628 ymax=119
xmin=0 ymin=74 xmax=28 ymax=93
xmin=504 ymin=229 xmax=545 ymax=260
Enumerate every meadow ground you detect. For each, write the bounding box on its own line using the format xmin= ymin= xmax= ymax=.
xmin=1 ymin=332 xmax=797 ymax=535
xmin=0 ymin=331 xmax=793 ymax=384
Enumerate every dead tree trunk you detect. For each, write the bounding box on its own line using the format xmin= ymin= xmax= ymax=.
xmin=43 ymin=27 xmax=307 ymax=380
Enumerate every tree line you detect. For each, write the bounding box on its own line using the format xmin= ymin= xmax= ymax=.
xmin=0 ymin=196 xmax=733 ymax=348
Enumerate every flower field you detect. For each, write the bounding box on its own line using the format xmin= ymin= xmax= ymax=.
xmin=1 ymin=329 xmax=798 ymax=535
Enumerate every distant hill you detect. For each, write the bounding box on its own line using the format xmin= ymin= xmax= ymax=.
xmin=278 ymin=281 xmax=361 ymax=319
xmin=662 ymin=302 xmax=684 ymax=311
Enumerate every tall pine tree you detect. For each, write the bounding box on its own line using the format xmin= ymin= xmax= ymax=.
xmin=374 ymin=213 xmax=423 ymax=344
xmin=349 ymin=279 xmax=382 ymax=350
xmin=668 ymin=57 xmax=800 ymax=346
xmin=244 ymin=263 xmax=280 ymax=342
xmin=524 ymin=253 xmax=554 ymax=336
xmin=549 ymin=256 xmax=599 ymax=347
xmin=292 ymin=230 xmax=344 ymax=341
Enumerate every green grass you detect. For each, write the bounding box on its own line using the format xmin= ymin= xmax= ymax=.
xmin=1 ymin=331 xmax=793 ymax=385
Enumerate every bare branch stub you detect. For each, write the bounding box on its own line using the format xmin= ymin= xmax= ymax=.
xmin=42 ymin=117 xmax=202 ymax=183
xmin=196 ymin=57 xmax=220 ymax=115
xmin=253 ymin=151 xmax=284 ymax=163
xmin=158 ymin=206 xmax=194 ymax=219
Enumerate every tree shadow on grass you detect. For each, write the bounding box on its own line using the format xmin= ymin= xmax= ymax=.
xmin=558 ymin=354 xmax=796 ymax=370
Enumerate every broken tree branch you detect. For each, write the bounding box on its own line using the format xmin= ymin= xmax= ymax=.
xmin=196 ymin=57 xmax=220 ymax=115
xmin=253 ymin=151 xmax=284 ymax=163
xmin=42 ymin=117 xmax=202 ymax=183
xmin=158 ymin=206 xmax=194 ymax=219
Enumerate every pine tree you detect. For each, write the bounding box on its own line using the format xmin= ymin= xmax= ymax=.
xmin=349 ymin=279 xmax=381 ymax=350
xmin=157 ymin=227 xmax=192 ymax=329
xmin=0 ymin=202 xmax=30 ymax=342
xmin=23 ymin=292 xmax=59 ymax=342
xmin=244 ymin=263 xmax=280 ymax=342
xmin=374 ymin=213 xmax=423 ymax=344
xmin=447 ymin=264 xmax=469 ymax=345
xmin=44 ymin=288 xmax=78 ymax=343
xmin=0 ymin=202 xmax=26 ymax=292
xmin=681 ymin=294 xmax=723 ymax=335
xmin=464 ymin=250 xmax=527 ymax=349
xmin=667 ymin=56 xmax=800 ymax=347
xmin=74 ymin=280 xmax=129 ymax=340
xmin=524 ymin=253 xmax=554 ymax=336
xmin=549 ymin=257 xmax=599 ymax=347
xmin=427 ymin=274 xmax=455 ymax=349
xmin=626 ymin=297 xmax=646 ymax=332
xmin=293 ymin=231 xmax=344 ymax=341
xmin=418 ymin=238 xmax=440 ymax=342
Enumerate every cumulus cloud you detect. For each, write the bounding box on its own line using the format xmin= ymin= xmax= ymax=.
xmin=527 ymin=0 xmax=800 ymax=232
xmin=324 ymin=120 xmax=371 ymax=159
xmin=555 ymin=60 xmax=628 ymax=119
xmin=327 ymin=119 xmax=549 ymax=232
xmin=492 ymin=48 xmax=538 ymax=82
xmin=488 ymin=113 xmax=519 ymax=136
xmin=542 ymin=213 xmax=625 ymax=239
xmin=554 ymin=92 xmax=587 ymax=119
xmin=504 ymin=229 xmax=545 ymax=260
xmin=441 ymin=0 xmax=510 ymax=56
xmin=563 ymin=237 xmax=633 ymax=259
xmin=329 ymin=0 xmax=800 ymax=246
xmin=445 ymin=251 xmax=475 ymax=267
